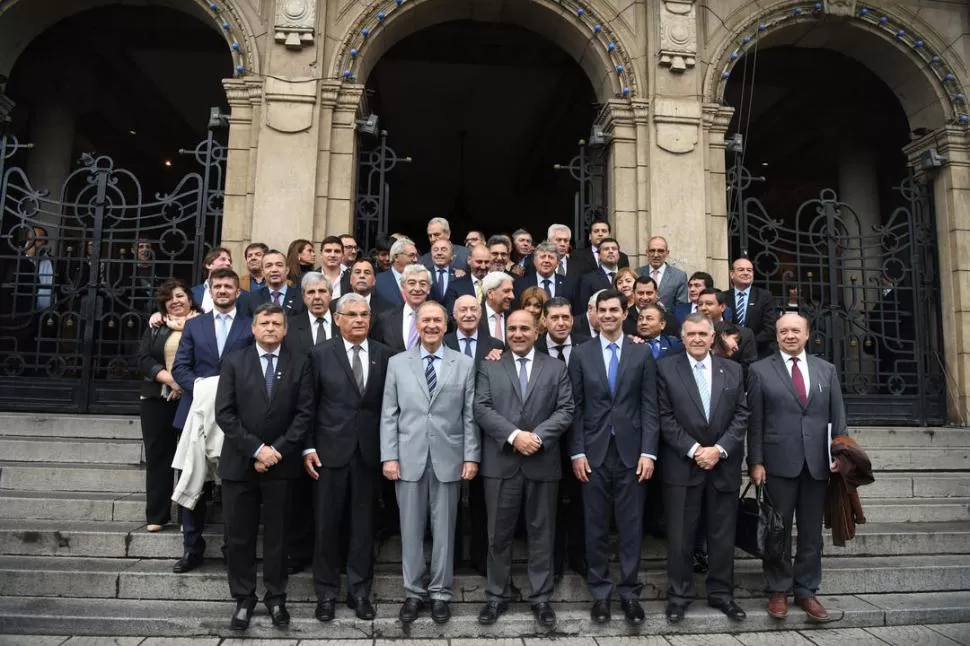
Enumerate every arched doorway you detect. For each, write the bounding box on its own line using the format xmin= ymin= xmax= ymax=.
xmin=0 ymin=4 xmax=235 ymax=413
xmin=359 ymin=19 xmax=600 ymax=245
xmin=716 ymin=16 xmax=953 ymax=424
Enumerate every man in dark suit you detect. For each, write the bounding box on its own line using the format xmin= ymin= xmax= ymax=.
xmin=636 ymin=236 xmax=689 ymax=308
xmin=420 ymin=217 xmax=470 ymax=273
xmin=748 ymin=313 xmax=847 ymax=623
xmin=573 ymin=290 xmax=602 ymax=338
xmin=698 ymin=289 xmax=757 ymax=369
xmin=474 ymin=310 xmax=575 ymax=628
xmin=374 ymin=237 xmax=418 ymax=306
xmin=672 ymin=271 xmax=715 ymax=325
xmin=726 ymin=257 xmax=777 ymax=357
xmin=214 ymin=303 xmax=313 ymax=630
xmin=247 ymin=250 xmax=305 ymax=318
xmin=547 ymin=224 xmax=575 ymax=277
xmin=631 ymin=276 xmax=680 ymax=338
xmin=657 ymin=313 xmax=748 ymax=624
xmin=171 ymin=267 xmax=254 ymax=574
xmin=343 ymin=258 xmax=393 ymax=318
xmin=480 ymin=271 xmax=515 ymax=346
xmin=577 ymin=238 xmax=623 ymax=310
xmin=190 ymin=247 xmax=252 ymax=315
xmin=304 ymin=293 xmax=393 ymax=622
xmin=513 ymin=241 xmax=577 ymax=311
xmin=426 ymin=239 xmax=462 ymax=305
xmin=534 ymin=297 xmax=590 ymax=577
xmin=444 ymin=244 xmax=491 ymax=313
xmin=371 ymin=264 xmax=431 ymax=353
xmin=569 ymin=289 xmax=659 ymax=625
xmin=570 ymin=219 xmax=630 ymax=278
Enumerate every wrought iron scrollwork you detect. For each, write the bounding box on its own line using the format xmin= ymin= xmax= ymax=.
xmin=354 ymin=130 xmax=410 ymax=256
xmin=555 ymin=139 xmax=607 ymax=248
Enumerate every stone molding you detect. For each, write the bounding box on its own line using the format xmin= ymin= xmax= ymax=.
xmin=824 ymin=0 xmax=857 ymax=17
xmin=658 ymin=0 xmax=697 ymax=73
xmin=264 ymin=77 xmax=318 ymax=133
xmin=653 ymin=98 xmax=700 ymax=154
xmin=274 ymin=0 xmax=315 ymax=49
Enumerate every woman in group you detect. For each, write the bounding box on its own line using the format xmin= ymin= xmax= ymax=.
xmin=137 ymin=278 xmax=199 ymax=532
xmin=613 ymin=267 xmax=639 ymax=335
xmin=286 ymin=238 xmax=317 ymax=283
xmin=518 ymin=286 xmax=549 ymax=335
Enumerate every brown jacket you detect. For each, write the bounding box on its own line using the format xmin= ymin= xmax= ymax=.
xmin=824 ymin=435 xmax=875 ymax=546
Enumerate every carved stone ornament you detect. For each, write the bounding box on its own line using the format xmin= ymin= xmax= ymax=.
xmin=274 ymin=0 xmax=315 ymax=49
xmin=265 ymin=77 xmax=317 ymax=133
xmin=824 ymin=0 xmax=857 ymax=17
xmin=659 ymin=0 xmax=697 ymax=73
xmin=654 ymin=98 xmax=700 ymax=154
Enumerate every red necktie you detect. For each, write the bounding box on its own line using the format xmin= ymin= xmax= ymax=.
xmin=791 ymin=356 xmax=808 ymax=406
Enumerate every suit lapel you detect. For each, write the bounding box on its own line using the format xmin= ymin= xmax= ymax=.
xmin=432 ymin=352 xmax=455 ymax=405
xmin=709 ymin=357 xmax=725 ymax=419
xmin=268 ymin=348 xmax=290 ymax=406
xmin=676 ymin=354 xmax=707 ymax=421
xmin=503 ymin=354 xmax=523 ymax=402
xmin=806 ymin=355 xmax=821 ymax=406
xmin=225 ymin=314 xmax=246 ymax=351
xmin=614 ymin=340 xmax=634 ymax=396
xmin=201 ymin=313 xmax=219 ymax=356
xmin=772 ymin=354 xmax=806 ymax=409
xmin=410 ymin=351 xmax=431 ymax=401
xmin=524 ymin=353 xmax=545 ymax=402
xmin=333 ymin=338 xmax=359 ymax=394
xmin=249 ymin=347 xmax=269 ymax=405
xmin=389 ymin=309 xmax=406 ymax=350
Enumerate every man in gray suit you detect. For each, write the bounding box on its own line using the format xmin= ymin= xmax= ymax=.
xmin=637 ymin=236 xmax=688 ymax=307
xmin=747 ymin=313 xmax=847 ymax=623
xmin=474 ymin=310 xmax=575 ymax=628
xmin=380 ymin=300 xmax=480 ymax=625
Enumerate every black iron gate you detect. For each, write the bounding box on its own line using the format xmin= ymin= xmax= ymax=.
xmin=555 ymin=138 xmax=608 ymax=249
xmin=0 ymin=115 xmax=227 ymax=413
xmin=354 ymin=130 xmax=410 ymax=256
xmin=727 ymin=154 xmax=946 ymax=425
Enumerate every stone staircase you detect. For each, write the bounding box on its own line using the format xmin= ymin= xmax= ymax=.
xmin=0 ymin=413 xmax=968 ymax=638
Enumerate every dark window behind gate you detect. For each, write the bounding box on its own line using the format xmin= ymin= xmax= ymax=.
xmin=727 ymin=154 xmax=946 ymax=425
xmin=0 ymin=117 xmax=226 ymax=414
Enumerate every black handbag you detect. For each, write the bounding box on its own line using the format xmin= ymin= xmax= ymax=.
xmin=736 ymin=482 xmax=786 ymax=562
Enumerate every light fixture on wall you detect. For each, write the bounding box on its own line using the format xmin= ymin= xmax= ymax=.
xmin=357 ymin=114 xmax=379 ymax=137
xmin=920 ymin=148 xmax=947 ymax=170
xmin=208 ymin=107 xmax=229 ymax=129
xmin=726 ymin=133 xmax=744 ymax=154
xmin=588 ymin=124 xmax=612 ymax=148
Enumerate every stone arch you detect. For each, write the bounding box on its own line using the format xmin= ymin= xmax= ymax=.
xmin=702 ymin=1 xmax=968 ymax=132
xmin=327 ymin=0 xmax=642 ymax=106
xmin=0 ymin=0 xmax=261 ymax=80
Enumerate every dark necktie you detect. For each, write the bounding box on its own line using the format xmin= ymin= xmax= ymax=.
xmin=352 ymin=345 xmax=365 ymax=393
xmin=791 ymin=356 xmax=808 ymax=406
xmin=264 ymin=353 xmax=276 ymax=397
xmin=436 ymin=269 xmax=445 ymax=296
xmin=553 ymin=344 xmax=567 ymax=362
xmin=462 ymin=337 xmax=474 ymax=357
xmin=315 ymin=317 xmax=327 ymax=345
xmin=425 ymin=355 xmax=437 ymax=396
xmin=608 ymin=271 xmax=616 ymax=284
xmin=518 ymin=357 xmax=529 ymax=399
xmin=541 ymin=278 xmax=552 ymax=298
xmin=272 ymin=290 xmax=281 ymax=305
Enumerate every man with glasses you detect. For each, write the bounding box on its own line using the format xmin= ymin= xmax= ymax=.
xmin=464 ymin=231 xmax=485 ymax=248
xmin=420 ymin=217 xmax=469 ymax=272
xmin=374 ymin=237 xmax=418 ymax=307
xmin=636 ymin=236 xmax=688 ymax=307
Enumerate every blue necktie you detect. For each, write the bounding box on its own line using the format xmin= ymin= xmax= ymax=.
xmin=518 ymin=357 xmax=529 ymax=400
xmin=607 ymin=342 xmax=619 ymax=397
xmin=264 ymin=353 xmax=276 ymax=397
xmin=462 ymin=337 xmax=474 ymax=357
xmin=425 ymin=355 xmax=437 ymax=396
xmin=216 ymin=313 xmax=229 ymax=356
xmin=736 ymin=291 xmax=747 ymax=326
xmin=695 ymin=361 xmax=710 ymax=421
xmin=650 ymin=339 xmax=660 ymax=359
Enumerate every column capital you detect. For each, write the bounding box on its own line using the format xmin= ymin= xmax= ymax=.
xmin=702 ymin=103 xmax=734 ymax=134
xmin=320 ymin=80 xmax=342 ymax=108
xmin=223 ymin=78 xmax=264 ymax=108
xmin=903 ymin=126 xmax=970 ymax=179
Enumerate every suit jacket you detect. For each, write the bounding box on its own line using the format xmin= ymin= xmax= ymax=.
xmin=637 ymin=264 xmax=689 ymax=307
xmin=513 ymin=273 xmax=577 ymax=312
xmin=534 ymin=331 xmax=593 ymax=364
xmin=421 ymin=245 xmax=470 ymax=273
xmin=307 ymin=337 xmax=393 ymax=468
xmin=573 ymin=313 xmax=598 ymax=339
xmin=380 ymin=346 xmax=480 ymax=482
xmin=747 ymin=353 xmax=848 ymax=480
xmin=568 ymin=336 xmax=660 ymax=469
xmin=657 ymin=353 xmax=748 ymax=492
xmin=478 ymin=309 xmax=509 ymax=347
xmin=248 ymin=284 xmax=306 ymax=317
xmin=214 ymin=344 xmax=313 ymax=481
xmin=577 ymin=268 xmax=618 ymax=314
xmin=428 ymin=265 xmax=460 ymax=305
xmin=443 ymin=275 xmax=481 ymax=314
xmin=171 ymin=311 xmax=254 ymax=429
xmin=726 ymin=286 xmax=777 ymax=355
xmin=190 ymin=283 xmax=252 ymax=315
xmin=238 ymin=273 xmax=265 ymax=293
xmin=285 ymin=311 xmax=339 ymax=357
xmin=644 ymin=334 xmax=684 ymax=359
xmin=444 ymin=331 xmax=504 ymax=365
xmin=137 ymin=324 xmax=177 ymax=399
xmin=370 ymin=304 xmax=410 ymax=353
xmin=374 ymin=270 xmax=404 ymax=307
xmin=570 ymin=246 xmax=630 ymax=279
xmin=474 ymin=351 xmax=575 ymax=481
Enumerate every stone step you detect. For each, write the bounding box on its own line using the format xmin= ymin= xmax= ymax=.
xmin=1 ymin=593 xmax=968 ymax=637
xmin=0 ymin=437 xmax=144 ymax=465
xmin=860 ymin=497 xmax=970 ymax=523
xmin=0 ymin=462 xmax=144 ymax=493
xmin=3 ymin=517 xmax=968 ymax=560
xmin=866 ymin=447 xmax=970 ymax=472
xmin=2 ymin=553 xmax=969 ymax=602
xmin=0 ymin=491 xmax=146 ymax=522
xmin=859 ymin=473 xmax=970 ymax=499
xmin=848 ymin=427 xmax=970 ymax=447
xmin=0 ymin=414 xmax=141 ymax=440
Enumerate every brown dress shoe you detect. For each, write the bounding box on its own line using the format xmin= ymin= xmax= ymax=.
xmin=767 ymin=593 xmax=789 ymax=618
xmin=797 ymin=596 xmax=835 ymax=623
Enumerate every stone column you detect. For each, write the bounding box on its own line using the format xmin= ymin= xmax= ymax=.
xmin=702 ymin=104 xmax=734 ymax=289
xmin=312 ymin=80 xmax=341 ymax=242
xmin=904 ymin=127 xmax=970 ymax=423
xmin=837 ymin=142 xmax=882 ymax=280
xmin=323 ymin=84 xmax=362 ymax=238
xmin=26 ymin=100 xmax=75 ymax=229
xmin=221 ymin=77 xmax=263 ymax=265
xmin=604 ymin=100 xmax=641 ymax=266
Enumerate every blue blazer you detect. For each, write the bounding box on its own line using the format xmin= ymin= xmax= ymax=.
xmin=513 ymin=273 xmax=578 ymax=312
xmin=428 ymin=265 xmax=460 ymax=305
xmin=646 ymin=334 xmax=684 ymax=359
xmin=443 ymin=275 xmax=478 ymax=314
xmin=190 ymin=283 xmax=252 ymax=315
xmin=171 ymin=311 xmax=254 ymax=429
xmin=374 ymin=271 xmax=404 ymax=307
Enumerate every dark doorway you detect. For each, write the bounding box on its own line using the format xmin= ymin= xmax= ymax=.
xmin=363 ymin=20 xmax=599 ymax=245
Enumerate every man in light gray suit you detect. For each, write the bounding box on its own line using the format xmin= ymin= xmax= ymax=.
xmin=637 ymin=236 xmax=688 ymax=307
xmin=747 ymin=313 xmax=847 ymax=624
xmin=380 ymin=300 xmax=480 ymax=625
xmin=474 ymin=310 xmax=575 ymax=629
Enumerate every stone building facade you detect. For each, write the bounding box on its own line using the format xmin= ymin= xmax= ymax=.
xmin=0 ymin=0 xmax=967 ymax=420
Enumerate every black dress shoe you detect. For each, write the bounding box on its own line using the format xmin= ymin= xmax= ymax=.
xmin=348 ymin=596 xmax=376 ymax=620
xmin=590 ymin=599 xmax=611 ymax=624
xmin=665 ymin=601 xmax=686 ymax=623
xmin=315 ymin=599 xmax=336 ymax=622
xmin=172 ymin=552 xmax=203 ymax=574
xmin=709 ymin=599 xmax=747 ymax=621
xmin=399 ymin=597 xmax=424 ymax=624
xmin=431 ymin=599 xmax=451 ymax=624
xmin=478 ymin=600 xmax=508 ymax=625
xmin=229 ymin=604 xmax=254 ymax=631
xmin=531 ymin=601 xmax=556 ymax=628
xmin=621 ymin=599 xmax=646 ymax=625
xmin=267 ymin=603 xmax=290 ymax=627
xmin=287 ymin=559 xmax=309 ymax=575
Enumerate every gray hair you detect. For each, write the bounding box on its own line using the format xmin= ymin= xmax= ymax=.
xmin=336 ymin=292 xmax=369 ymax=314
xmin=588 ymin=288 xmax=606 ymax=308
xmin=482 ymin=270 xmax=512 ymax=294
xmin=533 ymin=241 xmax=559 ymax=258
xmin=682 ymin=312 xmax=715 ymax=332
xmin=512 ymin=228 xmax=532 ymax=241
xmin=301 ymin=271 xmax=332 ymax=292
xmin=400 ymin=263 xmax=431 ymax=286
xmin=547 ymin=223 xmax=571 ymax=239
xmin=427 ymin=217 xmax=451 ymax=233
xmin=452 ymin=294 xmax=481 ymax=317
xmin=431 ymin=238 xmax=454 ymax=251
xmin=389 ymin=236 xmax=416 ymax=258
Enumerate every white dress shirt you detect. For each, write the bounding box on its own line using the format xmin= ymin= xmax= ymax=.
xmin=781 ymin=348 xmax=811 ymax=393
xmin=309 ymin=311 xmax=332 ymax=344
xmin=544 ymin=333 xmax=573 ymax=363
xmin=212 ymin=308 xmax=237 ymax=342
xmin=535 ymin=272 xmax=556 ymax=297
xmin=344 ymin=337 xmax=370 ymax=385
xmin=684 ymin=353 xmax=727 ymax=459
xmin=508 ymin=348 xmax=539 ymax=446
xmin=456 ymin=332 xmax=478 ymax=358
